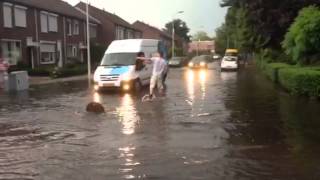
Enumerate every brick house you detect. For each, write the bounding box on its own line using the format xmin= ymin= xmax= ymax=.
xmin=188 ymin=41 xmax=215 ymax=54
xmin=132 ymin=21 xmax=172 ymax=50
xmin=76 ymin=2 xmax=142 ymax=48
xmin=0 ymin=0 xmax=100 ymax=69
xmin=132 ymin=21 xmax=188 ymax=55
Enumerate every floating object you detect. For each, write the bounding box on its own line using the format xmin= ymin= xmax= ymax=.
xmin=142 ymin=94 xmax=156 ymax=102
xmin=86 ymin=102 xmax=105 ymax=113
xmin=5 ymin=71 xmax=29 ymax=92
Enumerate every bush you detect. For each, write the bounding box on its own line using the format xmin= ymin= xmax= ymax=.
xmin=278 ymin=68 xmax=320 ymax=97
xmin=28 ymin=68 xmax=52 ymax=76
xmin=264 ymin=63 xmax=292 ymax=82
xmin=282 ymin=6 xmax=320 ymax=64
xmin=50 ymin=65 xmax=87 ymax=79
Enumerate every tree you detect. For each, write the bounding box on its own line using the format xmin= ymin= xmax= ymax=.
xmin=282 ymin=6 xmax=320 ymax=64
xmin=165 ymin=19 xmax=191 ymax=42
xmin=192 ymin=31 xmax=212 ymax=41
xmin=217 ymin=0 xmax=320 ymax=52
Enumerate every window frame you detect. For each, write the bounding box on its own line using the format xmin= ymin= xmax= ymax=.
xmin=39 ymin=42 xmax=56 ymax=64
xmin=40 ymin=11 xmax=49 ymax=33
xmin=13 ymin=5 xmax=27 ymax=28
xmin=48 ymin=13 xmax=58 ymax=32
xmin=73 ymin=20 xmax=79 ymax=35
xmin=0 ymin=39 xmax=22 ymax=66
xmin=3 ymin=3 xmax=13 ymax=28
xmin=66 ymin=19 xmax=72 ymax=36
xmin=67 ymin=44 xmax=78 ymax=58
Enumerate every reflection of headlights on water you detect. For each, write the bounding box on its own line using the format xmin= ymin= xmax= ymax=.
xmin=93 ymin=92 xmax=101 ymax=103
xmin=188 ymin=62 xmax=194 ymax=67
xmin=200 ymin=62 xmax=206 ymax=67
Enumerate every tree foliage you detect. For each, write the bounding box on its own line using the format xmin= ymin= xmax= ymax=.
xmin=283 ymin=6 xmax=320 ymax=64
xmin=215 ymin=0 xmax=320 ymax=55
xmin=192 ymin=31 xmax=212 ymax=41
xmin=165 ymin=19 xmax=191 ymax=42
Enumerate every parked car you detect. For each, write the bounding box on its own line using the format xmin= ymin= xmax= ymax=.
xmin=188 ymin=55 xmax=210 ymax=69
xmin=168 ymin=57 xmax=188 ymax=67
xmin=213 ymin=54 xmax=221 ymax=60
xmin=221 ymin=56 xmax=239 ymax=71
xmin=201 ymin=55 xmax=213 ymax=62
xmin=93 ymin=39 xmax=167 ymax=92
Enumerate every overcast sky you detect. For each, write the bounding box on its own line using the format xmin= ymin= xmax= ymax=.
xmin=65 ymin=0 xmax=227 ymax=37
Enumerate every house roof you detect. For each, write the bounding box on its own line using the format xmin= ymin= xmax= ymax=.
xmin=133 ymin=21 xmax=172 ymax=39
xmin=76 ymin=2 xmax=140 ymax=31
xmin=5 ymin=0 xmax=100 ymax=24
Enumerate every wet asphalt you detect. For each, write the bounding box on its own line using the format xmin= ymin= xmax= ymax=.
xmin=0 ymin=62 xmax=320 ymax=180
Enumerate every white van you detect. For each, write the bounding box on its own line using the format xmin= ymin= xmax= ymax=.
xmin=93 ymin=39 xmax=167 ymax=92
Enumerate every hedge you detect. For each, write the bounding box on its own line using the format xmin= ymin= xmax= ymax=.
xmin=264 ymin=63 xmax=292 ymax=83
xmin=50 ymin=65 xmax=87 ymax=79
xmin=278 ymin=68 xmax=320 ymax=97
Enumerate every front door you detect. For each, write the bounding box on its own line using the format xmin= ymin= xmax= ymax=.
xmin=26 ymin=47 xmax=34 ymax=69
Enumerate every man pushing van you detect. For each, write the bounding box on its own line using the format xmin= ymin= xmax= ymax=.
xmin=137 ymin=51 xmax=167 ymax=100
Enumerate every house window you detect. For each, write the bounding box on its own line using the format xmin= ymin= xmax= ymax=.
xmin=48 ymin=13 xmax=58 ymax=32
xmin=40 ymin=43 xmax=56 ymax=64
xmin=40 ymin=11 xmax=48 ymax=32
xmin=3 ymin=3 xmax=13 ymax=28
xmin=67 ymin=19 xmax=72 ymax=36
xmin=1 ymin=40 xmax=21 ymax=65
xmin=89 ymin=24 xmax=97 ymax=38
xmin=67 ymin=45 xmax=77 ymax=57
xmin=116 ymin=26 xmax=125 ymax=40
xmin=127 ymin=30 xmax=134 ymax=39
xmin=73 ymin=20 xmax=79 ymax=35
xmin=14 ymin=5 xmax=27 ymax=27
xmin=135 ymin=32 xmax=142 ymax=38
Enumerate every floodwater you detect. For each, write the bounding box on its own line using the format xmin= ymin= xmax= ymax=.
xmin=0 ymin=62 xmax=320 ymax=180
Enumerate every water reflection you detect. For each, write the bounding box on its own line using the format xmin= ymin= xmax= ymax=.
xmin=186 ymin=70 xmax=195 ymax=104
xmin=93 ymin=92 xmax=101 ymax=103
xmin=199 ymin=70 xmax=207 ymax=99
xmin=185 ymin=69 xmax=208 ymax=102
xmin=118 ymin=146 xmax=140 ymax=179
xmin=117 ymin=94 xmax=140 ymax=135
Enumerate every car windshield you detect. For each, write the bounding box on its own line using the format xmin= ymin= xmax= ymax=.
xmin=223 ymin=57 xmax=237 ymax=61
xmin=191 ymin=56 xmax=207 ymax=63
xmin=225 ymin=52 xmax=238 ymax=57
xmin=100 ymin=53 xmax=137 ymax=66
xmin=170 ymin=57 xmax=183 ymax=61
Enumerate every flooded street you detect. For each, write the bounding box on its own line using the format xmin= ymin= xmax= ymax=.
xmin=1 ymin=62 xmax=320 ymax=180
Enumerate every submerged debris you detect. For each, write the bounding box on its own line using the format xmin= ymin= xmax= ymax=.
xmin=86 ymin=102 xmax=105 ymax=113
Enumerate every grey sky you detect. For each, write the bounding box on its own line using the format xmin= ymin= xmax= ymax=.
xmin=65 ymin=0 xmax=227 ymax=37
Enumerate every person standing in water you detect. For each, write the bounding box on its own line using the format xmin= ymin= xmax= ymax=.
xmin=137 ymin=51 xmax=167 ymax=99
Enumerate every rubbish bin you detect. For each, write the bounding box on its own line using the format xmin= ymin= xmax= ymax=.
xmin=6 ymin=71 xmax=29 ymax=91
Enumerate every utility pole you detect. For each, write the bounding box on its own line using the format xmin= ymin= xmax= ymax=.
xmin=86 ymin=0 xmax=91 ymax=86
xmin=172 ymin=11 xmax=184 ymax=58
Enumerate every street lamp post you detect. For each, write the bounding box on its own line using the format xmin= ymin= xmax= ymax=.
xmin=172 ymin=11 xmax=184 ymax=58
xmin=196 ymin=26 xmax=204 ymax=56
xmin=86 ymin=0 xmax=91 ymax=86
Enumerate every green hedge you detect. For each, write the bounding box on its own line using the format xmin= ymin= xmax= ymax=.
xmin=50 ymin=65 xmax=87 ymax=79
xmin=278 ymin=68 xmax=320 ymax=97
xmin=264 ymin=63 xmax=292 ymax=82
xmin=28 ymin=68 xmax=52 ymax=76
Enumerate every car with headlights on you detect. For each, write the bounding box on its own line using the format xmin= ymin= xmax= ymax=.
xmin=168 ymin=57 xmax=188 ymax=67
xmin=221 ymin=56 xmax=239 ymax=71
xmin=188 ymin=55 xmax=210 ymax=69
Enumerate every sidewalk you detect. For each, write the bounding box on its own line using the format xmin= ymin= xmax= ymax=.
xmin=29 ymin=75 xmax=89 ymax=85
